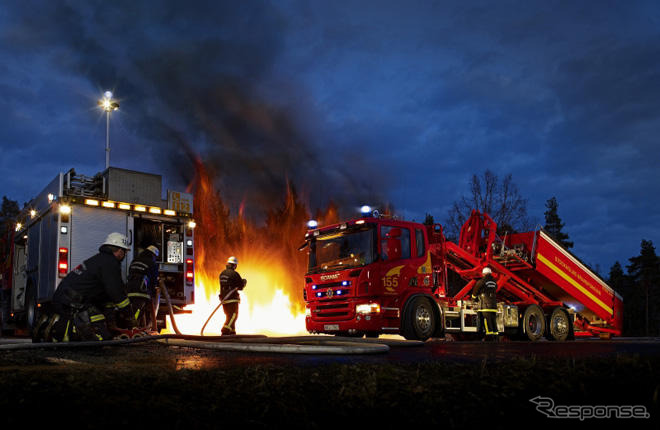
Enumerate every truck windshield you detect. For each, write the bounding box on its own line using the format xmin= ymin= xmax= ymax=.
xmin=308 ymin=225 xmax=376 ymax=273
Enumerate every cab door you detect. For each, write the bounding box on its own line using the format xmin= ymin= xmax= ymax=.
xmin=378 ymin=225 xmax=412 ymax=297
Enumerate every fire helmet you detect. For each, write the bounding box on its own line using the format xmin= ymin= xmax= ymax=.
xmin=102 ymin=232 xmax=130 ymax=250
xmin=482 ymin=267 xmax=492 ymax=275
xmin=147 ymin=245 xmax=159 ymax=257
xmin=227 ymin=256 xmax=238 ymax=265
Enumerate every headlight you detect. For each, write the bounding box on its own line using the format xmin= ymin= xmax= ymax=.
xmin=356 ymin=303 xmax=381 ymax=314
xmin=305 ymin=307 xmax=311 ymax=317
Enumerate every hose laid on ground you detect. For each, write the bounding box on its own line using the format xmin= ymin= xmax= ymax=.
xmin=0 ymin=334 xmax=391 ymax=354
xmin=200 ymin=287 xmax=238 ymax=336
xmin=158 ymin=338 xmax=389 ymax=354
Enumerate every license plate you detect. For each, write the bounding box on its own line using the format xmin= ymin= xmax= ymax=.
xmin=324 ymin=324 xmax=339 ymax=331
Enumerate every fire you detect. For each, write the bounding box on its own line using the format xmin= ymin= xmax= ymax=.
xmin=164 ymin=154 xmax=338 ymax=336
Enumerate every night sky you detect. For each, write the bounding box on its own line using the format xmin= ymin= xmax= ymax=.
xmin=1 ymin=1 xmax=659 ymax=275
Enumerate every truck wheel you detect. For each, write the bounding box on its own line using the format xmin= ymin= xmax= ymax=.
xmin=401 ymin=296 xmax=436 ymax=341
xmin=25 ymin=282 xmax=38 ymax=336
xmin=546 ymin=307 xmax=571 ymax=341
xmin=521 ymin=304 xmax=545 ymax=341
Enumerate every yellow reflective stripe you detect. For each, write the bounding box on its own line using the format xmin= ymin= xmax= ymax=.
xmin=228 ymin=313 xmax=237 ymax=327
xmin=134 ymin=309 xmax=141 ymax=320
xmin=116 ymin=298 xmax=130 ymax=309
xmin=90 ymin=314 xmax=106 ymax=322
xmin=128 ymin=293 xmax=151 ymax=299
xmin=63 ymin=320 xmax=70 ymax=342
xmin=478 ymin=309 xmax=498 ymax=312
xmin=223 ymin=299 xmax=240 ymax=304
xmin=484 ymin=319 xmax=497 ymax=335
xmin=537 ymin=253 xmax=613 ymax=315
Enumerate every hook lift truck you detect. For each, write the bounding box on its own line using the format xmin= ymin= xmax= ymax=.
xmin=302 ymin=209 xmax=623 ymax=341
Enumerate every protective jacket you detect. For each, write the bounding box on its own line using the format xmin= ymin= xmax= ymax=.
xmin=219 ymin=266 xmax=246 ymax=304
xmin=471 ymin=274 xmax=498 ymax=310
xmin=53 ymin=245 xmax=130 ymax=311
xmin=126 ymin=250 xmax=159 ymax=299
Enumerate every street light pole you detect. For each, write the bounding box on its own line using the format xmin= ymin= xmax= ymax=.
xmin=98 ymin=90 xmax=119 ymax=170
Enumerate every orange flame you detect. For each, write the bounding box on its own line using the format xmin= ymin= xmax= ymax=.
xmin=165 ymin=155 xmax=338 ymax=335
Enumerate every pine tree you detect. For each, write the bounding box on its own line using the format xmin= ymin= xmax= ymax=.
xmin=543 ymin=197 xmax=573 ymax=249
xmin=609 ymin=261 xmax=633 ymax=335
xmin=627 ymin=240 xmax=660 ymax=336
xmin=423 ymin=213 xmax=434 ymax=226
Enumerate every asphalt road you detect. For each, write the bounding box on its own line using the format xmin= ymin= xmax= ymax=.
xmin=1 ymin=335 xmax=658 ymax=428
xmin=1 ymin=335 xmax=660 ymax=367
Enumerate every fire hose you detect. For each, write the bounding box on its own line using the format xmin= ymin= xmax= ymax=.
xmin=200 ymin=287 xmax=238 ymax=336
xmin=0 ymin=334 xmax=392 ymax=354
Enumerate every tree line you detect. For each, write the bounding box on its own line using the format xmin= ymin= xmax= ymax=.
xmin=437 ymin=170 xmax=658 ymax=337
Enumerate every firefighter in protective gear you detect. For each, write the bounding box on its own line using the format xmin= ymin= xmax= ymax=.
xmin=33 ymin=232 xmax=134 ymax=342
xmin=122 ymin=244 xmax=160 ymax=330
xmin=218 ymin=256 xmax=247 ymax=335
xmin=471 ymin=267 xmax=498 ymax=340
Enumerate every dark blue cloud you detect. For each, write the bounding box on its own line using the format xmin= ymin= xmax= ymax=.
xmin=1 ymin=0 xmax=659 ymax=272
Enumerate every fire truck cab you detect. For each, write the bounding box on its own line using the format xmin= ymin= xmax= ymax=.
xmin=0 ymin=167 xmax=195 ymax=334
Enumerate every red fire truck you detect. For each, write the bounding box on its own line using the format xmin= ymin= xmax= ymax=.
xmin=302 ymin=209 xmax=623 ymax=341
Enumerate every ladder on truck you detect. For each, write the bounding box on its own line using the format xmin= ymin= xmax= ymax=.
xmin=435 ymin=211 xmax=563 ymax=334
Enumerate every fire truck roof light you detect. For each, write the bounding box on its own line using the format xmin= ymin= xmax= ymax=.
xmin=355 ymin=220 xmax=365 ymax=225
xmin=149 ymin=207 xmax=162 ymax=214
xmin=102 ymin=201 xmax=115 ymax=208
xmin=307 ymin=220 xmax=318 ymax=229
xmin=164 ymin=209 xmax=176 ymax=216
xmin=118 ymin=203 xmax=131 ymax=210
xmin=360 ymin=205 xmax=372 ymax=215
xmin=59 ymin=204 xmax=72 ymax=214
xmin=135 ymin=206 xmax=147 ymax=212
xmin=85 ymin=199 xmax=99 ymax=206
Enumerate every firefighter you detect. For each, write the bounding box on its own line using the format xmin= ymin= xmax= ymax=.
xmin=34 ymin=232 xmax=134 ymax=342
xmin=471 ymin=266 xmax=499 ymax=340
xmin=218 ymin=256 xmax=247 ymax=335
xmin=122 ymin=245 xmax=161 ymax=330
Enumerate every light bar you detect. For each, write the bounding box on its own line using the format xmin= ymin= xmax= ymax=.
xmin=102 ymin=201 xmax=115 ymax=208
xmin=149 ymin=207 xmax=162 ymax=214
xmin=360 ymin=205 xmax=372 ymax=215
xmin=85 ymin=199 xmax=99 ymax=206
xmin=164 ymin=209 xmax=176 ymax=216
xmin=134 ymin=206 xmax=147 ymax=212
xmin=118 ymin=203 xmax=131 ymax=210
xmin=307 ymin=219 xmax=318 ymax=229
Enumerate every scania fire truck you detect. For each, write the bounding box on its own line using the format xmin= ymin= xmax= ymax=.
xmin=302 ymin=209 xmax=623 ymax=341
xmin=0 ymin=167 xmax=196 ymax=334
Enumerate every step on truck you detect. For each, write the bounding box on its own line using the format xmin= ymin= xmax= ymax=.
xmin=302 ymin=209 xmax=623 ymax=341
xmin=0 ymin=167 xmax=196 ymax=334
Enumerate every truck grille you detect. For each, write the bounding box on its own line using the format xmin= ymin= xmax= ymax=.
xmin=313 ymin=301 xmax=352 ymax=319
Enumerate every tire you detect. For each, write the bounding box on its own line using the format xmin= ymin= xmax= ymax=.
xmin=401 ymin=296 xmax=436 ymax=341
xmin=521 ymin=304 xmax=545 ymax=341
xmin=25 ymin=282 xmax=38 ymax=336
xmin=546 ymin=307 xmax=571 ymax=341
xmin=365 ymin=332 xmax=379 ymax=338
